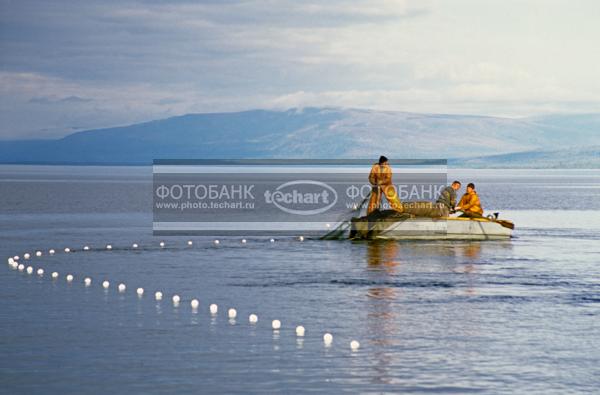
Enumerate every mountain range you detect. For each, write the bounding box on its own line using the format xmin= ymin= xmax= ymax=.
xmin=0 ymin=108 xmax=598 ymax=167
xmin=452 ymin=145 xmax=600 ymax=168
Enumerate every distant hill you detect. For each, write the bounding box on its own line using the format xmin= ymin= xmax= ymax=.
xmin=451 ymin=146 xmax=600 ymax=168
xmin=0 ymin=108 xmax=598 ymax=166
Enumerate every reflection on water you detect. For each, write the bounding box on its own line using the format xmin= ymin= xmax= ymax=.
xmin=362 ymin=239 xmax=506 ymax=385
xmin=451 ymin=243 xmax=480 ymax=293
xmin=366 ymin=240 xmax=401 ymax=275
xmin=461 ymin=243 xmax=481 ymax=260
xmin=365 ymin=241 xmax=400 ymax=385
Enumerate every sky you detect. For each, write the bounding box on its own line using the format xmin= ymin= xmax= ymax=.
xmin=1 ymin=0 xmax=599 ymax=139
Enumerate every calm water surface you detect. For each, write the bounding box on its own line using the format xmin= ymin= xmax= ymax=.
xmin=1 ymin=166 xmax=599 ymax=394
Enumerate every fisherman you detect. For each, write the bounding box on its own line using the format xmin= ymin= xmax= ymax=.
xmin=456 ymin=182 xmax=483 ymax=218
xmin=367 ymin=156 xmax=403 ymax=214
xmin=436 ymin=180 xmax=461 ymax=216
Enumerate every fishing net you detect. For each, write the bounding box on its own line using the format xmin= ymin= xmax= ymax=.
xmin=401 ymin=201 xmax=449 ymax=218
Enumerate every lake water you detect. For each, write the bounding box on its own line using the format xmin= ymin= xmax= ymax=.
xmin=1 ymin=166 xmax=599 ymax=394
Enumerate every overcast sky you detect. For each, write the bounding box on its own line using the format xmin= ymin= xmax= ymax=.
xmin=1 ymin=0 xmax=599 ymax=139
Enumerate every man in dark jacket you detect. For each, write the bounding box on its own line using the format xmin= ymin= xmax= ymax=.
xmin=436 ymin=180 xmax=461 ymax=214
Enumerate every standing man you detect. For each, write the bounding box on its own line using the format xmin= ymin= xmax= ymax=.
xmin=436 ymin=180 xmax=461 ymax=216
xmin=367 ymin=156 xmax=403 ymax=214
xmin=456 ymin=182 xmax=484 ymax=218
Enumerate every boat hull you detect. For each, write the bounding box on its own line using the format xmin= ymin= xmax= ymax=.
xmin=350 ymin=216 xmax=513 ymax=240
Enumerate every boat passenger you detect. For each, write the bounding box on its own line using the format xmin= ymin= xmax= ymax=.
xmin=456 ymin=183 xmax=483 ymax=218
xmin=367 ymin=156 xmax=403 ymax=214
xmin=436 ymin=180 xmax=461 ymax=215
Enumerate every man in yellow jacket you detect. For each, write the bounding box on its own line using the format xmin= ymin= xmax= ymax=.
xmin=367 ymin=156 xmax=403 ymax=214
xmin=456 ymin=182 xmax=483 ymax=218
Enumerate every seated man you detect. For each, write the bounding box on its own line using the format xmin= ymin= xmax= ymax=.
xmin=456 ymin=182 xmax=483 ymax=218
xmin=436 ymin=180 xmax=461 ymax=216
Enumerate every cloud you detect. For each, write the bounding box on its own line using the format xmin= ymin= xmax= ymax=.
xmin=1 ymin=0 xmax=427 ymax=83
xmin=264 ymin=87 xmax=600 ymax=117
xmin=28 ymin=95 xmax=93 ymax=104
xmin=0 ymin=71 xmax=197 ymax=138
xmin=116 ymin=0 xmax=427 ymax=27
xmin=1 ymin=0 xmax=600 ymax=138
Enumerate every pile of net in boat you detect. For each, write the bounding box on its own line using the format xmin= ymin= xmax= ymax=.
xmin=401 ymin=201 xmax=449 ymax=218
xmin=349 ymin=209 xmax=410 ymax=239
xmin=348 ymin=202 xmax=448 ymax=240
xmin=320 ymin=201 xmax=449 ymax=240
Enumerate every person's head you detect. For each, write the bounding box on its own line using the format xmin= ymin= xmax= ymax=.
xmin=451 ymin=180 xmax=461 ymax=190
xmin=378 ymin=155 xmax=388 ymax=165
xmin=466 ymin=182 xmax=475 ymax=193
